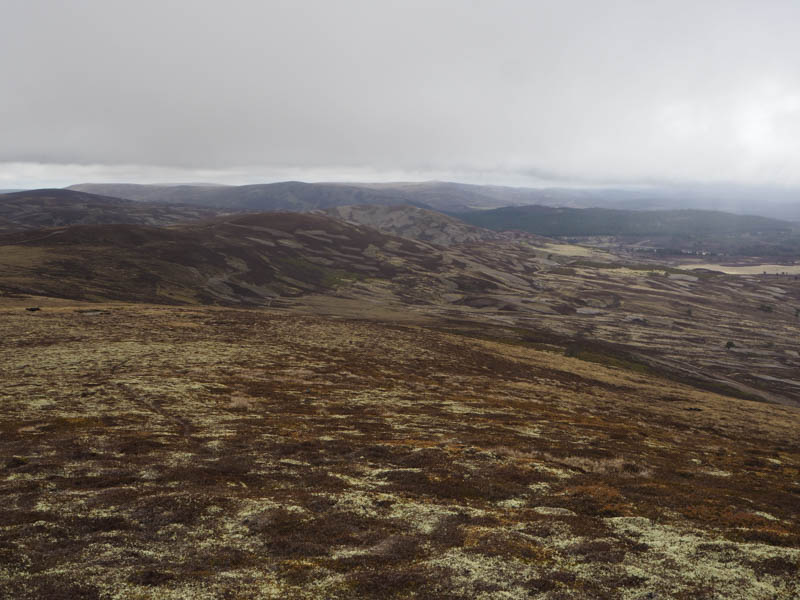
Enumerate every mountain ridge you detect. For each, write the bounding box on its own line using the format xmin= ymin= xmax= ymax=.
xmin=67 ymin=180 xmax=800 ymax=220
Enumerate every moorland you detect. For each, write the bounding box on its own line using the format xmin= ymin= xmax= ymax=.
xmin=1 ymin=184 xmax=799 ymax=599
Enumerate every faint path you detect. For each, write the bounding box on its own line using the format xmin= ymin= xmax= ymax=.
xmin=115 ymin=381 xmax=198 ymax=438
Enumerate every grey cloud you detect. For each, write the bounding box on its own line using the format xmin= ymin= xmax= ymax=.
xmin=2 ymin=0 xmax=800 ymax=186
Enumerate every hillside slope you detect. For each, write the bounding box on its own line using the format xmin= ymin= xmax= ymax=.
xmin=0 ymin=211 xmax=498 ymax=306
xmin=68 ymin=180 xmax=800 ymax=221
xmin=0 ymin=188 xmax=218 ymax=233
xmin=69 ymin=182 xmax=435 ymax=211
xmin=323 ymin=204 xmax=504 ymax=245
xmin=456 ymin=205 xmax=800 ymax=256
xmin=2 ymin=212 xmax=800 ymax=405
xmin=456 ymin=205 xmax=792 ymax=237
xmin=1 ymin=301 xmax=798 ymax=599
xmin=70 ymin=181 xmax=611 ymax=212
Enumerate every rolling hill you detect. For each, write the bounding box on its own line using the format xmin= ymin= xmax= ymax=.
xmin=68 ymin=180 xmax=800 ymax=221
xmin=455 ymin=205 xmax=800 ymax=256
xmin=68 ymin=181 xmax=436 ymax=212
xmin=455 ymin=205 xmax=792 ymax=237
xmin=0 ymin=188 xmax=220 ymax=233
xmin=2 ymin=211 xmax=800 ymax=406
xmin=2 ymin=210 xmax=800 ymax=599
xmin=2 ymin=299 xmax=798 ymax=599
xmin=66 ymin=181 xmax=671 ymax=213
xmin=323 ymin=204 xmax=505 ymax=246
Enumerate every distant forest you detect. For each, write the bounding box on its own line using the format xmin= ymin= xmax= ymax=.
xmin=455 ymin=206 xmax=791 ymax=236
xmin=454 ymin=206 xmax=800 ymax=256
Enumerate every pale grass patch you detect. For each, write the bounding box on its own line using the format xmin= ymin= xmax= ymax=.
xmin=497 ymin=497 xmax=527 ymax=509
xmin=331 ymin=490 xmax=397 ymax=517
xmin=702 ymin=469 xmax=733 ymax=477
xmin=426 ymin=547 xmax=538 ymax=599
xmin=752 ymin=511 xmax=779 ymax=521
xmin=225 ymin=394 xmax=254 ymax=409
xmin=492 ymin=446 xmax=539 ymax=461
xmin=388 ymin=499 xmax=486 ymax=534
xmin=528 ymin=482 xmax=551 ymax=494
xmin=537 ymin=453 xmax=651 ymax=477
xmin=531 ymin=506 xmax=576 ymax=516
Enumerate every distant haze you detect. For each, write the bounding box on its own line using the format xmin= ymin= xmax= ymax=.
xmin=2 ymin=1 xmax=800 ymax=191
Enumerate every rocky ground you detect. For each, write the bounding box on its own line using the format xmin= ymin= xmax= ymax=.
xmin=1 ymin=300 xmax=798 ymax=599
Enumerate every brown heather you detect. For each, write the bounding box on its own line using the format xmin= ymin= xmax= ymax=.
xmin=0 ymin=298 xmax=798 ymax=599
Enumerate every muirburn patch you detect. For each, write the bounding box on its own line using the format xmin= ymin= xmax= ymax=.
xmin=1 ymin=575 xmax=102 ymax=600
xmin=557 ymin=484 xmax=632 ymax=517
xmin=347 ymin=565 xmax=453 ymax=599
xmin=379 ymin=466 xmax=535 ymax=503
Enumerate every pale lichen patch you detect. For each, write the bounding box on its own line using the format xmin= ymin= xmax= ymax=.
xmin=607 ymin=516 xmax=800 ymax=600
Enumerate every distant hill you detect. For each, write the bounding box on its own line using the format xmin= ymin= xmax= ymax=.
xmin=456 ymin=205 xmax=792 ymax=236
xmin=69 ymin=181 xmax=650 ymax=213
xmin=4 ymin=211 xmax=800 ymax=404
xmin=69 ymin=180 xmax=800 ymax=221
xmin=0 ymin=209 xmax=559 ymax=308
xmin=0 ymin=188 xmax=220 ymax=233
xmin=455 ymin=205 xmax=800 ymax=256
xmin=0 ymin=212 xmax=474 ymax=304
xmin=68 ymin=181 xmax=438 ymax=211
xmin=323 ymin=204 xmax=504 ymax=245
xmin=65 ymin=183 xmax=233 ymax=204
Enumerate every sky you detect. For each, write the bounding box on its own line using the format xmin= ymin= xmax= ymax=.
xmin=2 ymin=0 xmax=800 ymax=189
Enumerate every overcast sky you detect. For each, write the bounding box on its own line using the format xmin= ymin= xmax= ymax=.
xmin=2 ymin=0 xmax=800 ymax=188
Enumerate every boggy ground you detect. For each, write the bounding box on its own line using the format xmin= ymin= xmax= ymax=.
xmin=1 ymin=300 xmax=799 ymax=599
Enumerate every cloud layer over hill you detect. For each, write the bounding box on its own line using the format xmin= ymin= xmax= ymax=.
xmin=3 ymin=1 xmax=800 ymax=188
